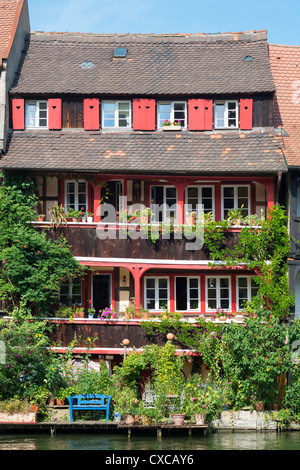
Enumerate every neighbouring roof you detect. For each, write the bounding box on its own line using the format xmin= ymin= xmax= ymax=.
xmin=0 ymin=0 xmax=23 ymax=64
xmin=269 ymin=44 xmax=300 ymax=167
xmin=0 ymin=129 xmax=287 ymax=174
xmin=10 ymin=29 xmax=276 ymax=96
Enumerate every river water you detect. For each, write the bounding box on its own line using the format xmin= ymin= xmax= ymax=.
xmin=0 ymin=431 xmax=300 ymax=451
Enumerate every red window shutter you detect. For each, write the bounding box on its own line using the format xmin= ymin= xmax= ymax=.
xmin=84 ymin=98 xmax=100 ymax=130
xmin=48 ymin=99 xmax=62 ymax=130
xmin=188 ymin=99 xmax=213 ymax=131
xmin=132 ymin=99 xmax=156 ymax=130
xmin=12 ymin=98 xmax=25 ymax=130
xmin=240 ymin=98 xmax=253 ymax=130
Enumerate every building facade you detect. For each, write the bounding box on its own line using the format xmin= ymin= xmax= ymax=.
xmin=0 ymin=29 xmax=288 ymax=362
xmin=269 ymin=44 xmax=300 ymax=320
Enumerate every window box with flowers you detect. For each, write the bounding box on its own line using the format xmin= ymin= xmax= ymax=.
xmin=162 ymin=120 xmax=182 ymax=131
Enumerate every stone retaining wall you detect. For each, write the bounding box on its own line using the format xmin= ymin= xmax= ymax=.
xmin=212 ymin=410 xmax=300 ymax=431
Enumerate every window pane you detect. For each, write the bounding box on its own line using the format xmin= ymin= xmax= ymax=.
xmin=158 ymin=103 xmax=171 ymax=127
xmin=208 ymin=299 xmax=217 ymax=309
xmin=26 ymin=102 xmax=37 ymax=127
xmin=159 ymin=279 xmax=167 ymax=289
xmin=146 ymin=279 xmax=155 ymax=289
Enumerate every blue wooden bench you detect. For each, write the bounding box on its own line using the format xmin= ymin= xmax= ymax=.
xmin=68 ymin=394 xmax=112 ymax=422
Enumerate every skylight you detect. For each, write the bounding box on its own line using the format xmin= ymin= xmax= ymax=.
xmin=114 ymin=47 xmax=127 ymax=58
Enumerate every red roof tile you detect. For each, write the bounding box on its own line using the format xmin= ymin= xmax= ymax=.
xmin=269 ymin=44 xmax=300 ymax=167
xmin=0 ymin=0 xmax=23 ymax=63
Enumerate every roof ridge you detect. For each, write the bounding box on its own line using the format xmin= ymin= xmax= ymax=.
xmin=28 ymin=29 xmax=268 ymax=43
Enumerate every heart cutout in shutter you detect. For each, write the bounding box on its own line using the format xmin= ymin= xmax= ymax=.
xmin=205 ymin=107 xmax=208 ymax=110
xmin=146 ymin=106 xmax=150 ymax=109
xmin=16 ymin=106 xmax=20 ymax=109
xmin=245 ymin=107 xmax=248 ymax=110
xmin=52 ymin=106 xmax=57 ymax=109
xmin=90 ymin=106 xmax=94 ymax=109
xmin=194 ymin=106 xmax=198 ymax=110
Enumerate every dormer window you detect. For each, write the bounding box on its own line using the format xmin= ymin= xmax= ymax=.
xmin=25 ymin=100 xmax=48 ymax=128
xmin=157 ymin=101 xmax=187 ymax=128
xmin=102 ymin=101 xmax=131 ymax=128
xmin=214 ymin=100 xmax=238 ymax=129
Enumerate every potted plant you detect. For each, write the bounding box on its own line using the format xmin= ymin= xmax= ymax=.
xmin=66 ymin=207 xmax=85 ymax=222
xmin=49 ymin=204 xmax=67 ymax=227
xmin=74 ymin=306 xmax=85 ymax=318
xmin=215 ymin=308 xmax=228 ymax=322
xmin=227 ymin=205 xmax=244 ymax=226
xmin=56 ymin=388 xmax=69 ymax=406
xmin=113 ymin=387 xmax=140 ymax=425
xmin=99 ymin=307 xmax=114 ymax=319
xmin=38 ymin=214 xmax=45 ymax=222
xmin=88 ymin=307 xmax=96 ymax=319
xmin=86 ymin=211 xmax=94 ymax=223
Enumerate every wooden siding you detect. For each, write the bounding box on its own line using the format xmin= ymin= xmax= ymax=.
xmin=50 ymin=321 xmax=166 ymax=349
xmin=45 ymin=225 xmax=239 ymax=261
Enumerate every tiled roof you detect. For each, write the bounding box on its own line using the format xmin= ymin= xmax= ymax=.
xmin=0 ymin=129 xmax=286 ymax=174
xmin=269 ymin=44 xmax=300 ymax=167
xmin=10 ymin=30 xmax=276 ymax=96
xmin=0 ymin=0 xmax=22 ymax=63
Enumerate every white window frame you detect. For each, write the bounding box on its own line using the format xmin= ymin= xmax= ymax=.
xmin=221 ymin=184 xmax=250 ymax=220
xmin=25 ymin=100 xmax=48 ymax=129
xmin=150 ymin=185 xmax=177 ymax=223
xmin=65 ymin=179 xmax=88 ymax=213
xmin=175 ymin=276 xmax=200 ymax=312
xmin=59 ymin=278 xmax=82 ymax=305
xmin=157 ymin=101 xmax=187 ymax=129
xmin=102 ymin=100 xmax=131 ymax=129
xmin=144 ymin=276 xmax=170 ymax=312
xmin=205 ymin=276 xmax=231 ymax=312
xmin=214 ymin=100 xmax=239 ymax=129
xmin=185 ymin=185 xmax=215 ymax=221
xmin=236 ymin=276 xmax=259 ymax=311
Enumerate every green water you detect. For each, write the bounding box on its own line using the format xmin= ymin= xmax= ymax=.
xmin=0 ymin=431 xmax=299 ymax=451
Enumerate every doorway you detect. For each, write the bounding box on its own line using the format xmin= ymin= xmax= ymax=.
xmin=92 ymin=274 xmax=112 ymax=314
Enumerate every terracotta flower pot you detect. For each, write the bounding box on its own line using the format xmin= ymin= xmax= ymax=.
xmin=56 ymin=399 xmax=65 ymax=406
xmin=123 ymin=414 xmax=135 ymax=425
xmin=219 ymin=315 xmax=227 ymax=321
xmin=171 ymin=413 xmax=185 ymax=426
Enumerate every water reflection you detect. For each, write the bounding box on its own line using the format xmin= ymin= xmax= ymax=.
xmin=0 ymin=431 xmax=300 ymax=451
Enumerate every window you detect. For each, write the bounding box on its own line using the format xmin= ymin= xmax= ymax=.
xmin=214 ymin=100 xmax=238 ymax=129
xmin=145 ymin=277 xmax=169 ymax=311
xmin=186 ymin=186 xmax=214 ymax=220
xmin=150 ymin=185 xmax=177 ymax=223
xmin=59 ymin=278 xmax=82 ymax=305
xmin=25 ymin=100 xmax=48 ymax=128
xmin=237 ymin=276 xmax=259 ymax=311
xmin=65 ymin=180 xmax=87 ymax=213
xmin=102 ymin=101 xmax=131 ymax=128
xmin=175 ymin=277 xmax=200 ymax=311
xmin=206 ymin=276 xmax=231 ymax=311
xmin=222 ymin=185 xmax=250 ymax=219
xmin=157 ymin=101 xmax=187 ymax=128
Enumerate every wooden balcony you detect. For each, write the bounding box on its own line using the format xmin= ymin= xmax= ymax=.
xmin=38 ymin=222 xmax=240 ymax=262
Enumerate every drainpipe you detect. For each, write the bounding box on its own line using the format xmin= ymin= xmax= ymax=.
xmin=276 ymin=171 xmax=283 ymax=204
xmin=0 ymin=61 xmax=7 ymax=157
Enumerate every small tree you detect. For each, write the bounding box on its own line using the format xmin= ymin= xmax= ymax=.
xmin=0 ymin=171 xmax=85 ymax=315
